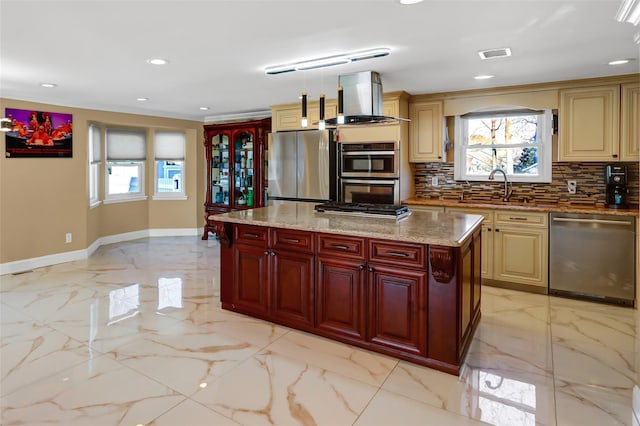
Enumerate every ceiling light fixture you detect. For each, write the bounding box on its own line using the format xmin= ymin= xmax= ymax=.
xmin=136 ymin=97 xmax=148 ymax=101
xmin=474 ymin=75 xmax=495 ymax=80
xmin=199 ymin=106 xmax=210 ymax=111
xmin=615 ymin=0 xmax=640 ymax=25
xmin=300 ymin=92 xmax=308 ymax=128
xmin=264 ymin=48 xmax=391 ymax=75
xmin=40 ymin=83 xmax=57 ymax=88
xmin=609 ymin=59 xmax=631 ymax=65
xmin=478 ymin=48 xmax=512 ymax=60
xmin=146 ymin=58 xmax=169 ymax=65
xmin=399 ymin=0 xmax=424 ymax=4
xmin=318 ymin=94 xmax=326 ymax=130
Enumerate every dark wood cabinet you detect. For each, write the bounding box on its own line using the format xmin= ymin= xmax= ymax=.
xmin=316 ymin=256 xmax=367 ymax=342
xmin=316 ymin=233 xmax=367 ymax=342
xmin=233 ymin=243 xmax=270 ymax=317
xmin=271 ymin=250 xmax=314 ymax=328
xmin=228 ymin=225 xmax=315 ymax=329
xmin=202 ymin=118 xmax=271 ymax=239
xmin=215 ymin=221 xmax=482 ymax=376
xmin=367 ymin=263 xmax=427 ymax=357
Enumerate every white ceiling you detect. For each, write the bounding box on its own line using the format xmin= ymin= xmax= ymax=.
xmin=1 ymin=0 xmax=639 ymax=122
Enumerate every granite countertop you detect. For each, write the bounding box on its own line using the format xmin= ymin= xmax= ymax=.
xmin=403 ymin=198 xmax=640 ymax=217
xmin=210 ymin=202 xmax=484 ymax=247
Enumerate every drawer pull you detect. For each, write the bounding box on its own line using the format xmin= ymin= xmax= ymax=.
xmin=244 ymin=233 xmax=260 ymax=238
xmin=509 ymin=217 xmax=528 ymax=221
xmin=331 ymin=244 xmax=349 ymax=250
xmin=387 ymin=251 xmax=410 ymax=258
xmin=281 ymin=238 xmax=300 ymax=243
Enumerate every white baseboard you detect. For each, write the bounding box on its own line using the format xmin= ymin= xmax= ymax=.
xmin=0 ymin=228 xmax=202 ymax=276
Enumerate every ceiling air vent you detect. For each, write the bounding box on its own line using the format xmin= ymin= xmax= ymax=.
xmin=478 ymin=47 xmax=512 ymax=60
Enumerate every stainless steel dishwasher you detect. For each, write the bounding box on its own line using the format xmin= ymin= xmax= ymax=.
xmin=549 ymin=212 xmax=636 ymax=306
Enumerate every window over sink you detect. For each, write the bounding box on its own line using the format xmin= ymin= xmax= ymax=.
xmin=454 ymin=108 xmax=553 ymax=183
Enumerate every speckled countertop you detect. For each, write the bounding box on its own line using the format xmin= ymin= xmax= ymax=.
xmin=403 ymin=198 xmax=640 ymax=217
xmin=210 ymin=202 xmax=484 ymax=247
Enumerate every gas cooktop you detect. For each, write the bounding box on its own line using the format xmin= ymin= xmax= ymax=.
xmin=314 ymin=202 xmax=411 ymax=220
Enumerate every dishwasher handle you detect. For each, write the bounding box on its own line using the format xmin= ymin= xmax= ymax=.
xmin=552 ymin=217 xmax=633 ymax=226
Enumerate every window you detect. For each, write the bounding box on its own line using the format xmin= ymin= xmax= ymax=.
xmin=454 ymin=108 xmax=552 ymax=183
xmin=154 ymin=131 xmax=186 ymax=199
xmin=105 ymin=128 xmax=146 ymax=202
xmin=88 ymin=124 xmax=101 ymax=207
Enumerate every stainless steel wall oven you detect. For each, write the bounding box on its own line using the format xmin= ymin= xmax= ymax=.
xmin=338 ymin=141 xmax=399 ymax=178
xmin=338 ymin=140 xmax=401 ymax=204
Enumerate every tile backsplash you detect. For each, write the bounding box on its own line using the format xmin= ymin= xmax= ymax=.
xmin=413 ymin=162 xmax=639 ymax=206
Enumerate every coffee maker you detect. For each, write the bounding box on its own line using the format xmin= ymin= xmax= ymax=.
xmin=605 ymin=164 xmax=629 ymax=209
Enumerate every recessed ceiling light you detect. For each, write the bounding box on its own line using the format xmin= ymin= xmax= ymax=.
xmin=40 ymin=83 xmax=57 ymax=88
xmin=399 ymin=0 xmax=424 ymax=4
xmin=478 ymin=48 xmax=512 ymax=60
xmin=136 ymin=97 xmax=148 ymax=101
xmin=146 ymin=58 xmax=169 ymax=65
xmin=608 ymin=59 xmax=631 ymax=65
xmin=474 ymin=75 xmax=495 ymax=80
xmin=199 ymin=107 xmax=210 ymax=111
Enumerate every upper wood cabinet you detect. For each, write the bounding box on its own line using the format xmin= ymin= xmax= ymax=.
xmin=558 ymin=85 xmax=620 ymax=161
xmin=621 ymin=82 xmax=640 ymax=161
xmin=272 ymin=99 xmax=337 ymax=132
xmin=409 ymin=100 xmax=444 ymax=162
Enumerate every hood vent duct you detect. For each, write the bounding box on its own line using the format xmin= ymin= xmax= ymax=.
xmin=324 ymin=71 xmax=407 ymax=125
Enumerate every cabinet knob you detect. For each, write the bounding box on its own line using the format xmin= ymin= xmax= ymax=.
xmin=368 ymin=266 xmax=374 ymax=272
xmin=264 ymin=251 xmax=270 ymax=256
xmin=495 ymin=229 xmax=500 ymax=232
xmin=271 ymin=251 xmax=276 ymax=256
xmin=359 ymin=264 xmax=365 ymax=270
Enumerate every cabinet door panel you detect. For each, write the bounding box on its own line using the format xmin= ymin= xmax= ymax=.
xmin=233 ymin=245 xmax=270 ymax=316
xmin=409 ymin=101 xmax=443 ymax=162
xmin=368 ymin=264 xmax=427 ymax=356
xmin=316 ymin=257 xmax=366 ymax=341
xmin=271 ymin=251 xmax=314 ymax=328
xmin=559 ymin=86 xmax=619 ymax=161
xmin=621 ymin=82 xmax=640 ymax=161
xmin=493 ymin=227 xmax=548 ymax=287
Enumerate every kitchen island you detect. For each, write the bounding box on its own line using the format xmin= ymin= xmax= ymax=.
xmin=210 ymin=202 xmax=483 ymax=375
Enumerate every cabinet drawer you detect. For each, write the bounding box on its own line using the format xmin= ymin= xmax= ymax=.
xmin=494 ymin=211 xmax=548 ymax=227
xmin=271 ymin=228 xmax=314 ymax=253
xmin=317 ymin=233 xmax=366 ymax=259
xmin=234 ymin=224 xmax=269 ymax=246
xmin=369 ymin=239 xmax=427 ymax=270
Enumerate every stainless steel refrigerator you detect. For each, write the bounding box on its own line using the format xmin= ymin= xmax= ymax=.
xmin=268 ymin=130 xmax=337 ymax=202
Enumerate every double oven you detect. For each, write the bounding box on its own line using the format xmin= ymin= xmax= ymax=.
xmin=338 ymin=140 xmax=401 ymax=204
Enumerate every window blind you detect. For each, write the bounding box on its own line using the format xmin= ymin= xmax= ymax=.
xmin=89 ymin=124 xmax=101 ymax=163
xmin=154 ymin=131 xmax=185 ymax=160
xmin=106 ymin=129 xmax=146 ymax=160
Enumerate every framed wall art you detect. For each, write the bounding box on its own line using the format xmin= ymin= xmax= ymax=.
xmin=4 ymin=108 xmax=73 ymax=158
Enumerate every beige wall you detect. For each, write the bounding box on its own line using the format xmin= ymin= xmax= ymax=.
xmin=0 ymin=98 xmax=204 ymax=264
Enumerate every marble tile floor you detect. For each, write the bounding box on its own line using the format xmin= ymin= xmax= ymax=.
xmin=0 ymin=236 xmax=638 ymax=426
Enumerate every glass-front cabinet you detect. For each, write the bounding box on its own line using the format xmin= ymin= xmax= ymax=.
xmin=203 ymin=117 xmax=271 ymax=239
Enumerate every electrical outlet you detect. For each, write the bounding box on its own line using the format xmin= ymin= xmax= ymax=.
xmin=567 ymin=180 xmax=577 ymax=194
xmin=431 ymin=176 xmax=439 ymax=187
xmin=65 ymin=233 xmax=72 ymax=243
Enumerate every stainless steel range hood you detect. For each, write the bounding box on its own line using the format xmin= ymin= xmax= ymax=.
xmin=325 ymin=71 xmax=407 ymax=125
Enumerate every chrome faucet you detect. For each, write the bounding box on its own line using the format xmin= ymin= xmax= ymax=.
xmin=488 ymin=168 xmax=513 ymax=202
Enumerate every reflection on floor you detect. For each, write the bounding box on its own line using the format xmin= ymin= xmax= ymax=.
xmin=1 ymin=237 xmax=638 ymax=426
